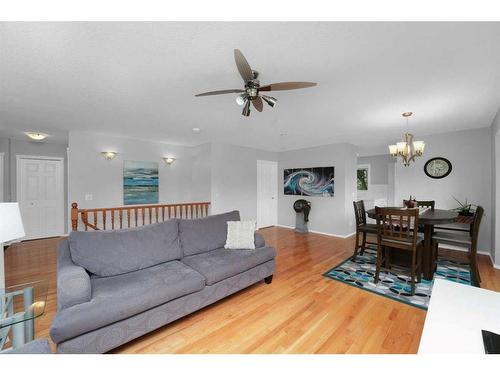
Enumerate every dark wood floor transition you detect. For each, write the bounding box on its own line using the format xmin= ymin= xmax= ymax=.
xmin=5 ymin=227 xmax=500 ymax=353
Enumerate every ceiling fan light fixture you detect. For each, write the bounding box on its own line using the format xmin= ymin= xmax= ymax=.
xmin=261 ymin=95 xmax=277 ymax=108
xmin=242 ymin=100 xmax=251 ymax=117
xmin=236 ymin=93 xmax=248 ymax=106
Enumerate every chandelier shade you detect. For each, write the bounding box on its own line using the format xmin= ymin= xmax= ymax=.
xmin=388 ymin=112 xmax=425 ymax=166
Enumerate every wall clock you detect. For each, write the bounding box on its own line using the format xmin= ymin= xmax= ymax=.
xmin=424 ymin=157 xmax=452 ymax=179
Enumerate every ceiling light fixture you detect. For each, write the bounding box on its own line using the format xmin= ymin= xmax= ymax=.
xmin=25 ymin=132 xmax=48 ymax=141
xmin=242 ymin=100 xmax=251 ymax=117
xmin=192 ymin=127 xmax=201 ymax=133
xmin=101 ymin=151 xmax=117 ymax=161
xmin=261 ymin=95 xmax=278 ymax=108
xmin=388 ymin=112 xmax=425 ymax=167
xmin=163 ymin=157 xmax=176 ymax=165
xmin=236 ymin=93 xmax=248 ymax=106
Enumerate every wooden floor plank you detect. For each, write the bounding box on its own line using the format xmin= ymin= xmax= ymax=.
xmin=4 ymin=227 xmax=500 ymax=353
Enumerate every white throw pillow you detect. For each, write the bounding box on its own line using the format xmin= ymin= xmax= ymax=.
xmin=225 ymin=220 xmax=256 ymax=249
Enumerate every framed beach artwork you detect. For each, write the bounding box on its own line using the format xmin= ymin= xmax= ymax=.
xmin=123 ymin=161 xmax=159 ymax=205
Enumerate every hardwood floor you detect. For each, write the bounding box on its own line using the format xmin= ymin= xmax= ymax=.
xmin=4 ymin=227 xmax=500 ymax=353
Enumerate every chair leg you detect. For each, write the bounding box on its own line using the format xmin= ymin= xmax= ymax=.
xmin=410 ymin=263 xmax=416 ymax=295
xmin=472 ymin=259 xmax=481 ymax=286
xmin=352 ymin=231 xmax=360 ymax=261
xmin=416 ymin=246 xmax=422 ymax=283
xmin=433 ymin=241 xmax=439 ymax=261
xmin=374 ymin=245 xmax=384 ymax=283
xmin=360 ymin=232 xmax=367 ymax=255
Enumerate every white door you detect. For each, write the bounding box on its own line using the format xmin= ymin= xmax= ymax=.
xmin=257 ymin=160 xmax=278 ymax=229
xmin=17 ymin=156 xmax=65 ymax=239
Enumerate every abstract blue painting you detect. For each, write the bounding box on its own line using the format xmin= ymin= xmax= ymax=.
xmin=284 ymin=166 xmax=334 ymax=197
xmin=123 ymin=161 xmax=159 ymax=205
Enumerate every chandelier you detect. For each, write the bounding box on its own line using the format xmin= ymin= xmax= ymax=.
xmin=388 ymin=112 xmax=425 ymax=166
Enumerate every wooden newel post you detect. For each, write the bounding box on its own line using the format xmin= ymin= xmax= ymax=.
xmin=71 ymin=202 xmax=79 ymax=231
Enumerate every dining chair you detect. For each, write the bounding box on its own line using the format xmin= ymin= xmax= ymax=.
xmin=399 ymin=200 xmax=435 ymax=233
xmin=432 ymin=206 xmax=484 ymax=286
xmin=374 ymin=207 xmax=423 ymax=295
xmin=352 ymin=200 xmax=377 ymax=261
xmin=416 ymin=200 xmax=435 ymax=210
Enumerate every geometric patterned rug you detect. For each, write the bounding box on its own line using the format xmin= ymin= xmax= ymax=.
xmin=323 ymin=246 xmax=473 ymax=310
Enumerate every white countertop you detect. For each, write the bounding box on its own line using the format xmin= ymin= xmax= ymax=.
xmin=418 ymin=278 xmax=500 ymax=354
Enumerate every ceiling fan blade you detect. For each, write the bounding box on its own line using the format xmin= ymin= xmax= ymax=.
xmin=195 ymin=89 xmax=244 ymax=97
xmin=234 ymin=49 xmax=254 ymax=82
xmin=259 ymin=82 xmax=317 ymax=92
xmin=252 ymin=97 xmax=263 ymax=112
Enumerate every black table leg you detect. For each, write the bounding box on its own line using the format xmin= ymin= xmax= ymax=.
xmin=422 ymin=224 xmax=434 ymax=280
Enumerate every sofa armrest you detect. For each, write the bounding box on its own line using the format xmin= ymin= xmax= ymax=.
xmin=254 ymin=232 xmax=266 ymax=248
xmin=57 ymin=239 xmax=91 ymax=310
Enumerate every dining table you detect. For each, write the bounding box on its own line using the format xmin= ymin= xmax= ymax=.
xmin=366 ymin=207 xmax=459 ymax=280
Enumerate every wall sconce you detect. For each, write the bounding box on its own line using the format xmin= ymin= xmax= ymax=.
xmin=101 ymin=151 xmax=117 ymax=160
xmin=25 ymin=132 xmax=49 ymax=141
xmin=163 ymin=157 xmax=176 ymax=165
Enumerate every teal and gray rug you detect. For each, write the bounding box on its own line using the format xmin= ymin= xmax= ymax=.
xmin=323 ymin=246 xmax=473 ymax=310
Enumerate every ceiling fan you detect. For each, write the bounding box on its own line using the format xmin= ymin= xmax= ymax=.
xmin=195 ymin=49 xmax=317 ymax=117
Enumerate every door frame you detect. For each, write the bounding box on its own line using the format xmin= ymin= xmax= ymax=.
xmin=16 ymin=155 xmax=65 ymax=239
xmin=256 ymin=159 xmax=278 ymax=229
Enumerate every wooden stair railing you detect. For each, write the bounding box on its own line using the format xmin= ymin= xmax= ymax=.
xmin=71 ymin=202 xmax=211 ymax=231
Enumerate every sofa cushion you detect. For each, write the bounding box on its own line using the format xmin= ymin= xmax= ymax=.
xmin=182 ymin=246 xmax=276 ymax=285
xmin=69 ymin=220 xmax=181 ymax=277
xmin=50 ymin=261 xmax=205 ymax=343
xmin=179 ymin=211 xmax=240 ymax=257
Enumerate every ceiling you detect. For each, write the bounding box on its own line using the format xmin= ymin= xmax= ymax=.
xmin=1 ymin=22 xmax=499 ymax=151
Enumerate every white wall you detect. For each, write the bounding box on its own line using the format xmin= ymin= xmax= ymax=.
xmin=68 ymin=131 xmax=210 ymax=209
xmin=190 ymin=143 xmax=212 ymax=203
xmin=490 ymin=108 xmax=500 ymax=265
xmin=394 ymin=127 xmax=492 ymax=253
xmin=210 ymin=143 xmax=277 ymax=220
xmin=68 ymin=135 xmax=276 ymax=225
xmin=278 ymin=142 xmax=357 ymax=237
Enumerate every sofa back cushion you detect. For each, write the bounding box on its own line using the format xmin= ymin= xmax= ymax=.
xmin=69 ymin=220 xmax=181 ymax=277
xmin=179 ymin=211 xmax=240 ymax=257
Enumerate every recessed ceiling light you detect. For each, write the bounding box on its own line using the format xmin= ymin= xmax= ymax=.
xmin=192 ymin=128 xmax=201 ymax=134
xmin=25 ymin=132 xmax=48 ymax=141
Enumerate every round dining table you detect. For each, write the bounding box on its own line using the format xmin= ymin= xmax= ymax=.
xmin=366 ymin=208 xmax=459 ymax=280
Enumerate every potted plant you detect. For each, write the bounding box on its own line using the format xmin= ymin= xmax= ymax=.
xmin=451 ymin=196 xmax=476 ymax=217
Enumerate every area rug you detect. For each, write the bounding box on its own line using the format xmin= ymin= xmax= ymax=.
xmin=323 ymin=246 xmax=473 ymax=310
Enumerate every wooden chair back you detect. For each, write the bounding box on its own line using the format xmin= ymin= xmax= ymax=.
xmin=416 ymin=200 xmax=435 ymax=210
xmin=353 ymin=200 xmax=367 ymax=227
xmin=470 ymin=206 xmax=484 ymax=256
xmin=375 ymin=207 xmax=420 ymax=250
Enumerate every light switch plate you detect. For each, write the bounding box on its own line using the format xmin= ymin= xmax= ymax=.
xmin=85 ymin=193 xmax=93 ymax=201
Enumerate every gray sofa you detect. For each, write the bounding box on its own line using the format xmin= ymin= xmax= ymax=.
xmin=49 ymin=211 xmax=276 ymax=353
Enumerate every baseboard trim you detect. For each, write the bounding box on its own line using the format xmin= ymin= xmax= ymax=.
xmin=276 ymin=225 xmax=356 ymax=239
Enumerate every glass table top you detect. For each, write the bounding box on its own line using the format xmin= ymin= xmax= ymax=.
xmin=0 ymin=280 xmax=48 ymax=328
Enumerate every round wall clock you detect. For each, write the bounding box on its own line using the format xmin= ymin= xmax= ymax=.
xmin=424 ymin=157 xmax=452 ymax=179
